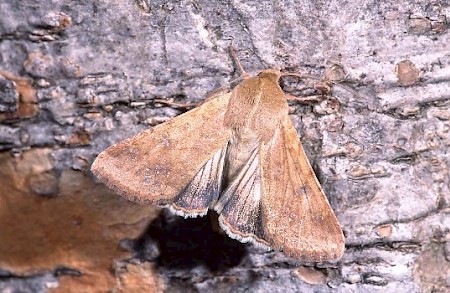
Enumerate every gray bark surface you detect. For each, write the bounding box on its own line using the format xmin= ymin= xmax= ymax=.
xmin=0 ymin=0 xmax=449 ymax=292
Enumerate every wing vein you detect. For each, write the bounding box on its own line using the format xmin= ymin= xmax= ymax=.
xmin=235 ymin=171 xmax=257 ymax=225
xmin=189 ymin=162 xmax=207 ymax=206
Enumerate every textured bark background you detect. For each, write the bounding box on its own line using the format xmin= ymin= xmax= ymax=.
xmin=1 ymin=0 xmax=449 ymax=292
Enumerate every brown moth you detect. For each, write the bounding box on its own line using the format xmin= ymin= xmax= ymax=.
xmin=91 ymin=56 xmax=345 ymax=261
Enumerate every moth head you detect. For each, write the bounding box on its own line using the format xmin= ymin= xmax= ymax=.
xmin=257 ymin=69 xmax=282 ymax=81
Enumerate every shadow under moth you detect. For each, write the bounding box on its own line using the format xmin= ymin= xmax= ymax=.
xmin=91 ymin=54 xmax=345 ymax=262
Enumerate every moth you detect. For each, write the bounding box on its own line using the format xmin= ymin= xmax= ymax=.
xmin=91 ymin=56 xmax=345 ymax=261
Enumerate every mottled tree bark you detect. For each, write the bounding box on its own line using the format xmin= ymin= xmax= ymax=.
xmin=0 ymin=0 xmax=449 ymax=292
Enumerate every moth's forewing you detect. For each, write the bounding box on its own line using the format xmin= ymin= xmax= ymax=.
xmin=260 ymin=116 xmax=345 ymax=261
xmin=215 ymin=71 xmax=344 ymax=261
xmin=91 ymin=92 xmax=232 ymax=213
